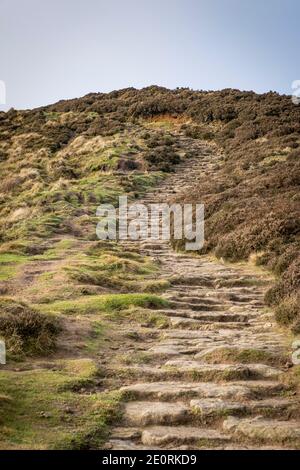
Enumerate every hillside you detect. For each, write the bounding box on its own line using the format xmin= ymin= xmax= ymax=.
xmin=0 ymin=87 xmax=299 ymax=449
xmin=1 ymin=86 xmax=299 ymax=331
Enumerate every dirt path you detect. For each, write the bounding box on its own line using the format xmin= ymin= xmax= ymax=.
xmin=104 ymin=144 xmax=300 ymax=450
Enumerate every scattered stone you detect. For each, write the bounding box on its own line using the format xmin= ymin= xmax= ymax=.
xmin=39 ymin=411 xmax=52 ymax=419
xmin=64 ymin=406 xmax=75 ymax=415
xmin=292 ymin=340 xmax=300 ymax=350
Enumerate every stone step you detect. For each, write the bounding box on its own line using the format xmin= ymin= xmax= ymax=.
xmin=216 ymin=278 xmax=270 ymax=288
xmin=194 ymin=345 xmax=284 ymax=361
xmin=115 ymin=362 xmax=282 ymax=383
xmin=169 ymin=316 xmax=251 ymax=328
xmin=223 ymin=416 xmax=300 ymax=443
xmin=192 ymin=398 xmax=245 ymax=416
xmin=169 ymin=286 xmax=265 ymax=296
xmin=168 ymin=296 xmax=226 ymax=305
xmin=162 ymin=329 xmax=285 ymax=343
xmin=164 ymin=360 xmax=282 ymax=380
xmin=171 ymin=276 xmax=214 ymax=287
xmin=170 ymin=310 xmax=252 ymax=323
xmin=156 ymin=338 xmax=226 ymax=348
xmin=124 ymin=401 xmax=189 ymax=426
xmin=121 ymin=381 xmax=268 ymax=400
xmin=105 ymin=439 xmax=157 ymax=450
xmin=110 ymin=426 xmax=141 ymax=440
xmin=191 ymin=398 xmax=298 ymax=418
xmin=162 ymin=329 xmax=225 ymax=339
xmin=141 ymin=425 xmax=231 ymax=447
xmin=121 ymin=382 xmax=251 ymax=400
xmin=169 ymin=301 xmax=226 ymax=311
xmin=146 ymin=344 xmax=198 ymax=357
xmin=123 ymin=398 xmax=299 ymax=428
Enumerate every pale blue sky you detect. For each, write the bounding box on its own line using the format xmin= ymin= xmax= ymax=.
xmin=0 ymin=0 xmax=299 ymax=110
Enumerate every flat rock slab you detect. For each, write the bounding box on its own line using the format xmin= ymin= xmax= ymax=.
xmin=124 ymin=401 xmax=189 ymax=426
xmin=166 ymin=310 xmax=251 ymax=323
xmin=141 ymin=425 xmax=231 ymax=447
xmin=191 ymin=398 xmax=298 ymax=417
xmin=162 ymin=330 xmax=225 ymax=339
xmin=110 ymin=427 xmax=141 ymax=440
xmin=121 ymin=381 xmax=252 ymax=400
xmin=230 ymin=380 xmax=288 ymax=395
xmin=223 ymin=416 xmax=300 ymax=442
xmin=147 ymin=345 xmax=198 ymax=356
xmin=106 ymin=439 xmax=159 ymax=450
xmin=164 ymin=360 xmax=282 ymax=379
xmin=169 ymin=317 xmax=250 ymax=330
xmin=191 ymin=398 xmax=246 ymax=416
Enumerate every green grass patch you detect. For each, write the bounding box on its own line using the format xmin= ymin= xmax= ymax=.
xmin=117 ymin=306 xmax=170 ymax=327
xmin=85 ymin=320 xmax=106 ymax=353
xmin=0 ymin=359 xmax=123 ymax=449
xmin=37 ymin=293 xmax=169 ymax=316
xmin=32 ymin=238 xmax=76 ymax=261
xmin=120 ymin=351 xmax=153 ymax=365
xmin=65 ymin=243 xmax=161 ymax=292
xmin=0 ymin=253 xmax=29 ymax=280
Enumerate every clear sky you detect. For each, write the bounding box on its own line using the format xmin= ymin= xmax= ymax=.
xmin=0 ymin=0 xmax=299 ymax=110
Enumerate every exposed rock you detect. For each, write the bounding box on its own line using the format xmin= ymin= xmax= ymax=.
xmin=223 ymin=416 xmax=300 ymax=442
xmin=121 ymin=381 xmax=252 ymax=400
xmin=124 ymin=401 xmax=189 ymax=426
xmin=141 ymin=425 xmax=231 ymax=446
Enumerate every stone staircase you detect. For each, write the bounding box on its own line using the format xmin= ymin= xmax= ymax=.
xmin=104 ymin=142 xmax=300 ymax=450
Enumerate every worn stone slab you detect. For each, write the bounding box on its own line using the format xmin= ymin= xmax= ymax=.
xmin=121 ymin=381 xmax=252 ymax=400
xmin=164 ymin=360 xmax=282 ymax=379
xmin=124 ymin=401 xmax=189 ymax=426
xmin=191 ymin=398 xmax=246 ymax=416
xmin=142 ymin=425 xmax=231 ymax=446
xmin=191 ymin=398 xmax=298 ymax=417
xmin=223 ymin=416 xmax=300 ymax=442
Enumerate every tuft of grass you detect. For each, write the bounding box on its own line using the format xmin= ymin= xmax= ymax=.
xmin=118 ymin=306 xmax=170 ymax=327
xmin=120 ymin=351 xmax=153 ymax=365
xmin=85 ymin=320 xmax=105 ymax=353
xmin=0 ymin=253 xmax=29 ymax=264
xmin=0 ymin=253 xmax=29 ymax=281
xmin=138 ymin=279 xmax=170 ymax=293
xmin=64 ymin=242 xmax=162 ymax=293
xmin=275 ymin=293 xmax=300 ymax=333
xmin=32 ymin=239 xmax=76 ymax=261
xmin=36 ymin=293 xmax=169 ymax=317
xmin=0 ymin=297 xmax=60 ymax=359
